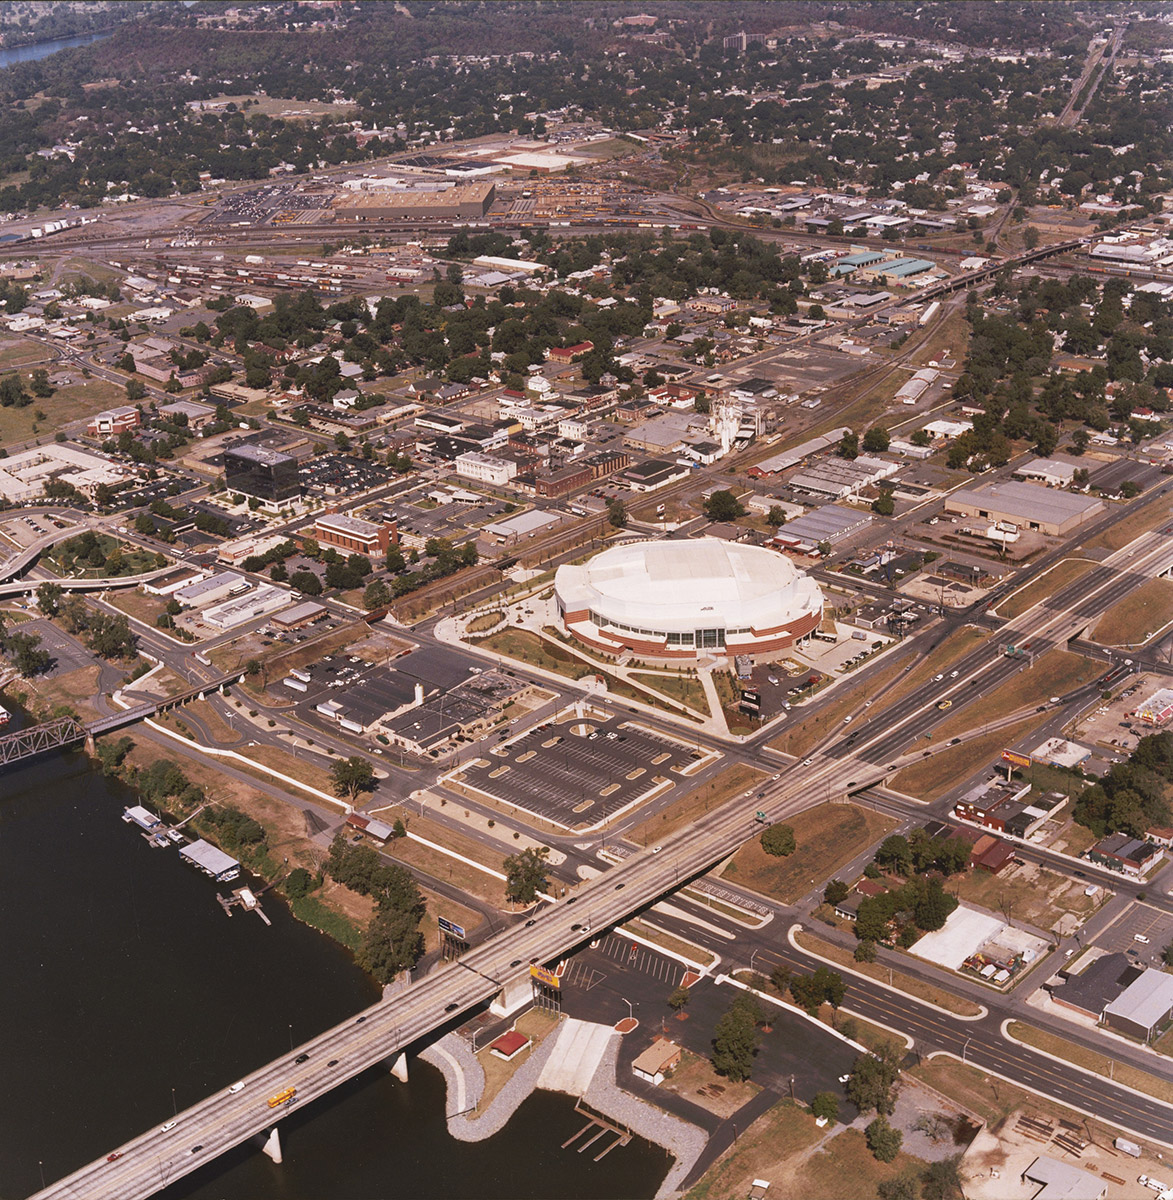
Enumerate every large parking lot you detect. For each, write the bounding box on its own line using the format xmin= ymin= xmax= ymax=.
xmin=454 ymin=712 xmax=701 ymax=831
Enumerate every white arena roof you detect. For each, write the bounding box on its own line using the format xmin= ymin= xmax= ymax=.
xmin=555 ymin=538 xmax=822 ymax=637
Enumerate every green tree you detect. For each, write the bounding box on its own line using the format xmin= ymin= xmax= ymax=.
xmin=29 ymin=367 xmax=54 ymax=398
xmin=606 ymin=498 xmax=628 ymax=528
xmin=760 ymin=822 xmax=796 ymax=857
xmin=363 ymin=578 xmax=391 ymax=609
xmin=846 ymin=1044 xmax=903 ymax=1115
xmin=504 ymin=846 xmax=549 ymax=904
xmin=36 ymin=581 xmax=62 ymax=616
xmin=862 ymin=425 xmax=890 ymax=453
xmin=872 ymin=492 xmax=895 ymax=517
xmin=330 ymin=755 xmax=376 ymax=800
xmin=878 ymin=1169 xmax=922 ymax=1200
xmin=866 ymin=1115 xmax=903 ymax=1162
xmin=710 ymin=994 xmax=759 ymax=1082
xmin=875 ymin=834 xmax=912 ymax=874
xmin=854 ymin=939 xmax=878 ymax=963
xmin=668 ymin=985 xmax=691 ymax=1013
xmin=285 ymin=867 xmax=314 ymax=900
xmin=766 ymin=505 xmax=787 ymax=527
xmin=921 ymin=1156 xmax=964 ymax=1200
xmin=838 ymin=431 xmax=859 ymax=460
xmin=824 ymin=878 xmax=850 ymax=906
xmin=6 ymin=630 xmax=50 ymax=676
xmin=1023 ymin=225 xmax=1040 ymax=251
xmin=810 ymin=1091 xmax=839 ymax=1122
xmin=358 ymin=897 xmax=425 ymax=984
xmin=703 ymin=489 xmax=746 ymax=522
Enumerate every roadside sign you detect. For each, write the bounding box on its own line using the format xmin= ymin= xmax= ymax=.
xmin=438 ymin=916 xmax=466 ymax=939
xmin=530 ymin=964 xmax=561 ymax=990
xmin=1001 ymin=750 xmax=1031 ymax=770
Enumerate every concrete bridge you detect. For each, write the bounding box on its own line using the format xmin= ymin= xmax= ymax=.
xmin=0 ymin=671 xmax=246 ymax=768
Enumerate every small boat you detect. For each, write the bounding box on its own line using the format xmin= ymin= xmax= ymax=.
xmin=0 ymin=704 xmax=10 ymax=726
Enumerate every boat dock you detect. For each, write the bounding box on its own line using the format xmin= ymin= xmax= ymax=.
xmin=561 ymin=1100 xmax=631 ymax=1161
xmin=217 ymin=886 xmax=271 ymax=926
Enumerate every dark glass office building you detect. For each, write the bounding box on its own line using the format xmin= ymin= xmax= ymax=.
xmin=223 ymin=444 xmax=300 ymax=502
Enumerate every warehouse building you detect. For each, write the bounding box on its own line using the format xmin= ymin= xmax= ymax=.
xmin=1103 ymin=969 xmax=1173 ymax=1041
xmin=944 ymin=481 xmax=1104 ymax=536
xmin=857 ymin=256 xmax=935 ymax=283
xmin=333 ymin=181 xmax=496 ymax=221
xmin=771 ymin=504 xmax=872 ymax=552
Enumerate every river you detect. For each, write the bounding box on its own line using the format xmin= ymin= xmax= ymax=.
xmin=0 ymin=726 xmax=669 ymax=1200
xmin=0 ymin=31 xmax=113 ymax=71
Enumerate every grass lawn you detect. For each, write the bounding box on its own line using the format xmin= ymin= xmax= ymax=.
xmin=771 ymin=659 xmax=906 ymax=757
xmin=627 ymin=763 xmax=765 ymax=844
xmin=631 ymin=671 xmax=710 ymax=715
xmin=472 ymin=1009 xmax=559 ymax=1116
xmin=721 ymin=803 xmax=897 ymax=905
xmin=466 ymin=611 xmax=505 ymax=634
xmin=793 ymin=930 xmax=982 ymax=1016
xmin=0 ymin=340 xmax=52 ymax=370
xmin=0 ymin=377 xmax=126 ymax=446
xmin=1085 ymin=495 xmax=1171 ymax=552
xmin=911 ymin=304 xmax=970 ymax=367
xmin=890 ymin=713 xmax=1051 ymax=799
xmin=684 ymin=1101 xmax=819 ymax=1200
xmin=795 ymin=1126 xmax=927 ymax=1200
xmin=869 ymin=626 xmax=990 ymax=714
xmin=24 ymin=663 xmax=104 ymax=721
xmin=1007 ymin=1021 xmax=1173 ymax=1103
xmin=1091 ymin=577 xmax=1173 ymax=646
xmin=108 ymin=587 xmax=169 ymax=627
xmin=995 ymin=559 xmax=1097 ymax=620
xmin=932 ymin=650 xmax=1102 ymax=741
xmin=712 ymin=669 xmax=757 ymax=735
xmin=952 ymin=860 xmax=1100 ymax=934
xmin=479 ymin=627 xmax=594 ymax=681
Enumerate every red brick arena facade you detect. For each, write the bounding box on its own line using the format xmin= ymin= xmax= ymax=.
xmin=554 ymin=538 xmax=823 ymax=661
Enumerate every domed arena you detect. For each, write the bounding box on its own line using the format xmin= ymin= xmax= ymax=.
xmin=554 ymin=538 xmax=824 ymax=660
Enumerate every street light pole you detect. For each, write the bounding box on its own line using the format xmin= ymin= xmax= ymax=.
xmin=749 ymin=948 xmax=759 ymax=973
xmin=622 ymin=997 xmax=633 ymax=1020
xmin=962 ymin=1036 xmax=972 ymax=1063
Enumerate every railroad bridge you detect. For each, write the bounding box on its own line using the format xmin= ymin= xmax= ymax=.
xmin=0 ymin=672 xmax=246 ymax=769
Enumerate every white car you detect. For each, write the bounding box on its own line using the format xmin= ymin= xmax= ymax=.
xmin=161 ymin=1121 xmax=177 ymax=1132
xmin=801 ymin=758 xmax=814 ymax=766
xmin=228 ymin=1081 xmax=245 ymax=1094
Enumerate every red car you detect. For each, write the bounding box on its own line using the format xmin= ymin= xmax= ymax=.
xmin=106 ymin=1153 xmax=123 ymax=1163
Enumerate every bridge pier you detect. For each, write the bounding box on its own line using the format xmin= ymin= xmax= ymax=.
xmin=491 ymin=972 xmax=532 ymax=1018
xmin=389 ymin=1052 xmax=409 ymax=1082
xmin=84 ymin=732 xmax=95 ymax=756
xmin=255 ymin=1126 xmax=283 ymax=1164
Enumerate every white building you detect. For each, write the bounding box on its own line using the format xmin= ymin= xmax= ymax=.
xmin=455 ymin=452 xmax=517 ymax=486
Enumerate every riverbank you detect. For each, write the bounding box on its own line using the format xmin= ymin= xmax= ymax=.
xmin=421 ymin=1022 xmax=706 ymax=1198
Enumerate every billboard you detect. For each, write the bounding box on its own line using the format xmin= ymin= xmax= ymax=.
xmin=438 ymin=915 xmax=467 ymax=939
xmin=530 ymin=964 xmax=561 ymax=990
xmin=1001 ymin=749 xmax=1031 ymax=770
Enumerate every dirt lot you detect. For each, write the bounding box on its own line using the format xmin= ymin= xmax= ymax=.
xmin=660 ymin=1049 xmax=761 ymax=1119
xmin=952 ymin=858 xmax=1104 ymax=937
xmin=721 ymin=803 xmax=897 ymax=905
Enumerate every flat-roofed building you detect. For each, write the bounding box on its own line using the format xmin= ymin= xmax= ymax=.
xmin=455 ymin=451 xmax=517 ymax=486
xmin=945 ymin=480 xmax=1103 ymax=536
xmin=313 ymin=511 xmax=396 ymax=556
xmin=1021 ymin=1155 xmax=1105 ymax=1200
xmin=334 ymin=182 xmax=496 ymax=221
xmin=87 ymin=406 xmax=140 ymax=438
xmin=223 ymin=443 xmax=300 ymax=504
